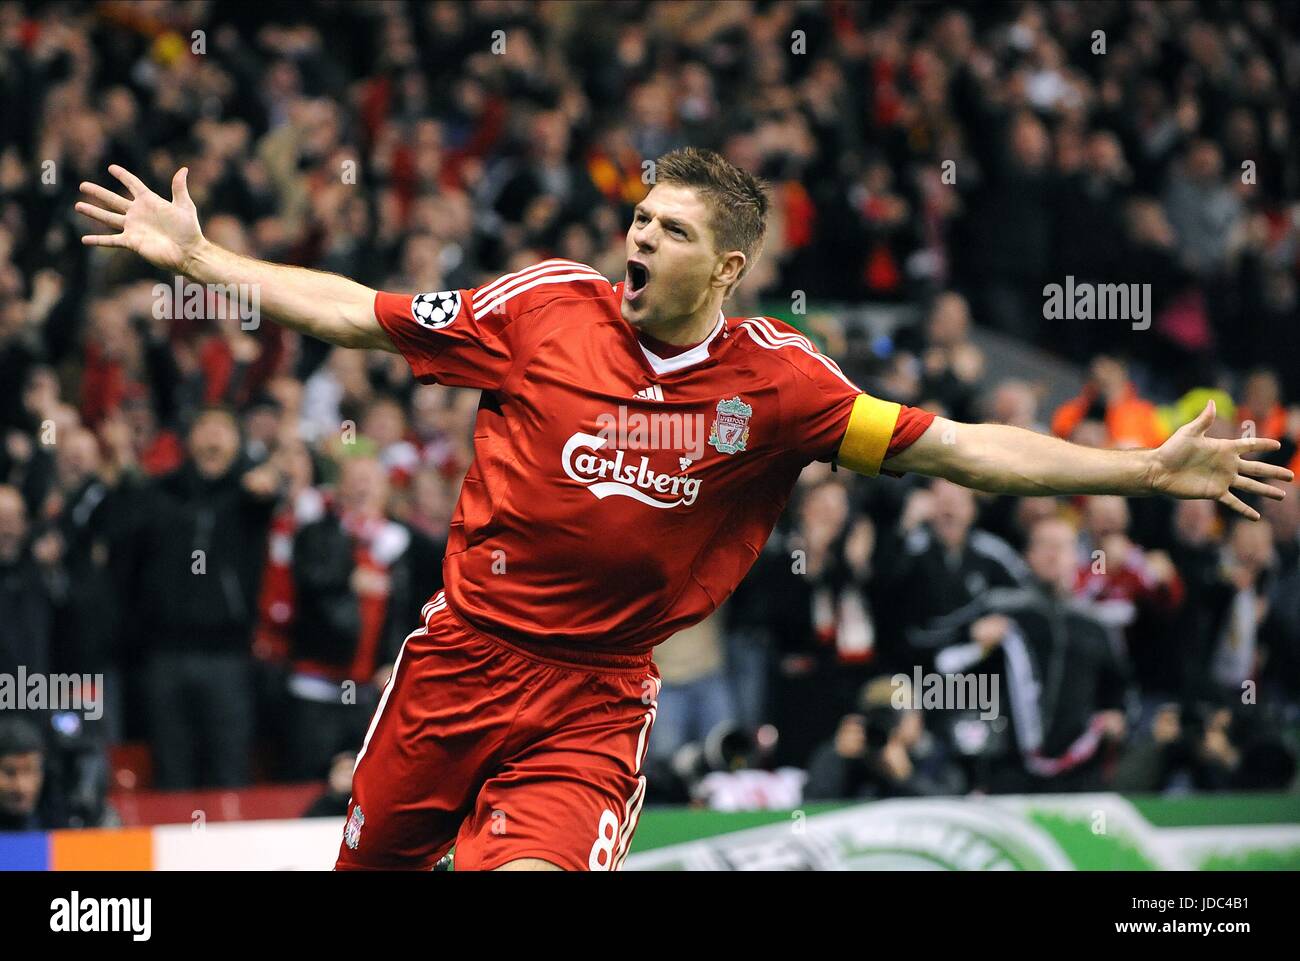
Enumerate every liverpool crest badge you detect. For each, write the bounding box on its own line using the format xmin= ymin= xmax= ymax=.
xmin=344 ymin=805 xmax=365 ymax=850
xmin=708 ymin=396 xmax=752 ymax=455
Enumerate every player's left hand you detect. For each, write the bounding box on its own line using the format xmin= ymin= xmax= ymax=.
xmin=1148 ymin=401 xmax=1293 ymax=520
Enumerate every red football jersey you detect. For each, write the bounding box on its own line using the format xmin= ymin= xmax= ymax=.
xmin=375 ymin=259 xmax=933 ymax=655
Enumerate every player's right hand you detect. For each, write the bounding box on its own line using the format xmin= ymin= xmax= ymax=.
xmin=77 ymin=165 xmax=206 ymax=274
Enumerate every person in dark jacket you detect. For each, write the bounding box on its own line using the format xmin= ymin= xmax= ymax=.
xmin=39 ymin=427 xmax=132 ymax=739
xmin=0 ymin=484 xmax=59 ymax=684
xmin=0 ymin=714 xmax=111 ymax=831
xmin=1261 ymin=510 xmax=1300 ymax=706
xmin=764 ymin=478 xmax=877 ymax=768
xmin=910 ymin=517 xmax=1131 ymax=794
xmin=123 ymin=408 xmax=280 ymax=789
xmin=285 ymin=455 xmax=440 ymax=780
xmin=1188 ymin=517 xmax=1277 ymax=704
xmin=1165 ymin=499 xmax=1226 ymax=702
xmin=874 ymin=478 xmax=1031 ymax=673
xmin=0 ymin=717 xmax=46 ymax=832
xmin=805 ymin=675 xmax=965 ymax=800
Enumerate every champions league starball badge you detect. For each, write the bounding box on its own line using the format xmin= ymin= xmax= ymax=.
xmin=411 ymin=290 xmax=461 ymax=329
xmin=708 ymin=396 xmax=752 ymax=455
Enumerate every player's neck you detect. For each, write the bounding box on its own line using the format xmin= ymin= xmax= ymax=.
xmin=640 ymin=298 xmax=723 ymax=348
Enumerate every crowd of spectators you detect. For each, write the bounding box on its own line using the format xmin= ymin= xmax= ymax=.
xmin=1 ymin=1 xmax=1298 ymax=821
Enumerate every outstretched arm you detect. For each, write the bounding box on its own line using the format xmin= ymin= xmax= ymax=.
xmin=77 ymin=165 xmax=393 ymax=352
xmin=878 ymin=401 xmax=1292 ymax=521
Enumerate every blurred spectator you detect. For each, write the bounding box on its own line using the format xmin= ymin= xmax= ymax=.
xmin=0 ymin=714 xmax=110 ymax=830
xmin=1051 ymin=356 xmax=1167 ymax=448
xmin=805 ymin=675 xmax=965 ymax=800
xmin=1 ymin=413 xmax=56 ymax=517
xmin=0 ymin=483 xmax=59 ymax=682
xmin=1259 ymin=489 xmax=1300 ymax=702
xmin=766 ymin=478 xmax=877 ymax=766
xmin=41 ymin=426 xmax=130 ymax=739
xmin=1238 ymin=368 xmax=1288 ymax=442
xmin=1162 ymin=140 xmax=1243 ymax=278
xmin=122 ymin=409 xmax=280 ymax=788
xmin=878 ymin=478 xmax=1030 ymax=671
xmin=913 ymin=517 xmax=1130 ymax=793
xmin=915 ymin=292 xmax=985 ymax=421
xmin=1117 ymin=703 xmax=1297 ymax=793
xmin=360 ymin=395 xmax=420 ymax=486
xmin=285 ymin=454 xmax=438 ymax=779
xmin=965 ymin=111 xmax=1057 ymax=343
xmin=253 ymin=440 xmax=325 ymax=664
xmin=1201 ymin=518 xmax=1276 ymax=699
xmin=0 ymin=717 xmax=46 ymax=831
xmin=647 ymin=609 xmax=734 ymax=767
xmin=984 ymin=378 xmax=1045 ymax=434
xmin=1072 ymin=495 xmax=1185 ymax=706
xmin=1165 ymin=499 xmax=1226 ymax=702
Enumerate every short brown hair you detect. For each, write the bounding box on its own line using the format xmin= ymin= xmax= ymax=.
xmin=655 ymin=147 xmax=770 ymax=291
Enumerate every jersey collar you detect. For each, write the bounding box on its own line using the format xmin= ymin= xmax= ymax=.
xmin=637 ymin=311 xmax=726 ymax=375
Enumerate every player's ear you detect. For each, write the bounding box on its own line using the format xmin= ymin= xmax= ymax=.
xmin=713 ymin=250 xmax=746 ymax=293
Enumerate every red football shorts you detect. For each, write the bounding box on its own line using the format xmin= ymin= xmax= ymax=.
xmin=334 ymin=591 xmax=660 ymax=871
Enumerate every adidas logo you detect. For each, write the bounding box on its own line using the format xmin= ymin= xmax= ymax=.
xmin=633 ymin=384 xmax=664 ymax=402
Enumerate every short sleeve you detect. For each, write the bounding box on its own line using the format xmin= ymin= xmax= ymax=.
xmin=374 ymin=287 xmax=511 ymax=390
xmin=784 ymin=353 xmax=934 ymax=472
xmin=794 ymin=364 xmax=866 ymax=464
xmin=374 ymin=260 xmax=610 ymax=390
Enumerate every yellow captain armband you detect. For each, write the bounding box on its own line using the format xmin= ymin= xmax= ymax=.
xmin=836 ymin=393 xmax=902 ymax=476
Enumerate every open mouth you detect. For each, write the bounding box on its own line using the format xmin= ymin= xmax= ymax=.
xmin=626 ymin=260 xmax=650 ymax=299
